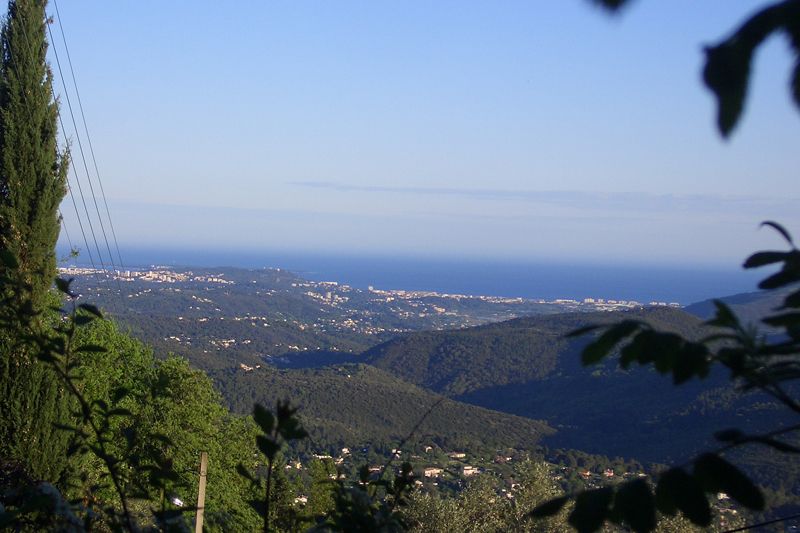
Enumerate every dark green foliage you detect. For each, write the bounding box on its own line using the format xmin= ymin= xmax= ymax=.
xmin=693 ymin=453 xmax=764 ymax=511
xmin=216 ymin=363 xmax=554 ymax=454
xmin=405 ymin=462 xmax=569 ymax=532
xmin=0 ymin=267 xmax=74 ymax=481
xmin=1 ymin=273 xmax=273 ymax=531
xmin=579 ymin=320 xmax=711 ymax=384
xmin=589 ymin=0 xmax=631 ymax=12
xmin=536 ymin=451 xmax=764 ymax=532
xmin=241 ymin=400 xmax=307 ymax=532
xmin=702 ymin=1 xmax=800 ymax=137
xmin=610 ymin=479 xmax=656 ymax=532
xmin=0 ymin=0 xmax=71 ymax=482
xmin=305 ymin=458 xmax=337 ymax=521
xmin=73 ymin=265 xmax=563 ymax=374
xmin=312 ymin=454 xmax=417 ymax=531
xmin=364 ymin=307 xmax=703 ymax=397
xmin=568 ymin=487 xmax=614 ymax=533
xmin=0 ymin=0 xmax=67 ymax=303
xmin=365 ymin=307 xmax=763 ymax=465
xmin=533 ymin=224 xmax=800 ymax=531
xmin=591 ymin=0 xmax=800 ymax=137
xmin=655 ymin=468 xmax=710 ymax=525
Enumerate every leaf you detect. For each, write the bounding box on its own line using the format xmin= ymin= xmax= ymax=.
xmin=74 ymin=314 xmax=95 ymax=326
xmin=693 ymin=453 xmax=764 ymax=510
xmin=759 ymin=269 xmax=800 ymax=290
xmin=618 ymin=332 xmax=645 ymax=368
xmin=582 ymin=321 xmax=641 ymax=365
xmin=236 ymin=463 xmax=255 ymax=482
xmin=743 ymin=251 xmax=790 ymax=268
xmin=0 ymin=250 xmax=19 ymax=269
xmin=110 ymin=387 xmax=130 ymax=403
xmin=762 ymin=312 xmax=800 ymax=328
xmin=152 ymin=509 xmax=185 ymax=525
xmin=714 ymin=428 xmax=744 ymax=442
xmin=760 ymin=359 xmax=800 ymax=378
xmin=703 ymin=41 xmax=751 ymax=137
xmin=253 ymin=403 xmax=274 ymax=434
xmin=568 ymin=487 xmax=614 ymax=533
xmin=150 ymin=433 xmax=174 ymax=446
xmin=359 ymin=464 xmax=371 ymax=485
xmin=702 ymin=3 xmax=786 ymax=137
xmin=567 ymin=325 xmax=602 ymax=338
xmin=529 ymin=495 xmax=569 ymax=518
xmin=611 ymin=479 xmax=656 ymax=532
xmin=791 ymin=57 xmax=800 ymax=108
xmin=782 ymin=290 xmax=800 ymax=309
xmin=248 ymin=499 xmax=266 ymax=517
xmin=282 ymin=425 xmax=309 ymax=441
xmin=640 ymin=332 xmax=684 ymax=374
xmin=256 ymin=435 xmax=280 ymax=460
xmin=750 ymin=436 xmax=800 ymax=454
xmin=36 ymin=351 xmax=57 ymax=363
xmin=276 ymin=399 xmax=299 ymax=426
xmin=55 ymin=277 xmax=74 ymax=296
xmin=671 ymin=342 xmax=711 ymax=384
xmin=705 ymin=300 xmax=740 ymax=329
xmin=78 ymin=303 xmax=103 ymax=318
xmin=761 ymin=221 xmax=794 ymax=245
xmin=588 ymin=0 xmax=631 ymax=12
xmin=655 ymin=468 xmax=711 ymax=526
xmin=77 ymin=344 xmax=108 ymax=354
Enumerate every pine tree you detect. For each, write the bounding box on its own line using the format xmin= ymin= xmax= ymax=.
xmin=0 ymin=0 xmax=70 ymax=481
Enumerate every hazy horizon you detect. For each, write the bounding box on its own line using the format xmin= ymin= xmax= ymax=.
xmin=57 ymin=243 xmax=768 ymax=305
xmin=51 ymin=2 xmax=799 ymax=266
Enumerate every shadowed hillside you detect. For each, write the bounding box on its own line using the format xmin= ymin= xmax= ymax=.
xmin=363 ymin=307 xmax=795 ymax=466
xmin=211 ymin=363 xmax=554 ymax=455
xmin=363 ymin=307 xmax=705 ymax=396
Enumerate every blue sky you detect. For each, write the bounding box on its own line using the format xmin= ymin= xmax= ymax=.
xmin=51 ymin=1 xmax=799 ymax=267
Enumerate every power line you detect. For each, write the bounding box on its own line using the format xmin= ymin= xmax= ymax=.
xmin=15 ymin=15 xmax=107 ymax=273
xmin=45 ymin=18 xmax=118 ymax=276
xmin=4 ymin=9 xmax=98 ymax=270
xmin=57 ymin=208 xmax=73 ymax=251
xmin=62 ymin=150 xmax=104 ymax=269
xmin=64 ymin=182 xmax=97 ymax=268
xmin=723 ymin=511 xmax=800 ymax=532
xmin=51 ymin=0 xmax=124 ymax=271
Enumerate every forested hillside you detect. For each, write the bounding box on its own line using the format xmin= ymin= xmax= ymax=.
xmin=212 ymin=363 xmax=554 ymax=454
xmin=363 ymin=307 xmax=796 ymax=469
xmin=684 ymin=287 xmax=791 ymax=327
xmin=69 ymin=265 xmax=576 ymax=369
xmin=363 ymin=307 xmax=705 ymax=396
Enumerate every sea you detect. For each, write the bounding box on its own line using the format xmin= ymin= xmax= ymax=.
xmin=60 ymin=247 xmax=769 ymax=306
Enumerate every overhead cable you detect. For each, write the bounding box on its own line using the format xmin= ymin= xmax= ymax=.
xmin=17 ymin=17 xmax=107 ymax=273
xmin=52 ymin=0 xmax=124 ymax=271
xmin=6 ymin=11 xmax=98 ymax=271
xmin=46 ymin=18 xmax=118 ymax=276
xmin=57 ymin=208 xmax=73 ymax=251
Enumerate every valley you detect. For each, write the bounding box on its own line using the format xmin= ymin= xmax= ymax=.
xmin=63 ymin=265 xmax=799 ymax=507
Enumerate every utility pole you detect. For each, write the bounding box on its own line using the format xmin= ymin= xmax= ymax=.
xmin=194 ymin=452 xmax=208 ymax=533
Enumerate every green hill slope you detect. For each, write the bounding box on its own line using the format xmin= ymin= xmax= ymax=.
xmin=211 ymin=363 xmax=554 ymax=455
xmin=362 ymin=307 xmax=795 ymax=467
xmin=684 ymin=288 xmax=791 ymax=330
xmin=363 ymin=307 xmax=705 ymax=396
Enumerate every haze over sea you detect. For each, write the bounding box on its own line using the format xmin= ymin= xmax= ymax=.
xmin=63 ymin=246 xmax=767 ymax=306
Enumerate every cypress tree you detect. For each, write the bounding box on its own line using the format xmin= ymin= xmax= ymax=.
xmin=0 ymin=0 xmax=70 ymax=481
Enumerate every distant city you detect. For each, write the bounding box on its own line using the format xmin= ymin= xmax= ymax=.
xmin=59 ymin=266 xmax=682 ymax=312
